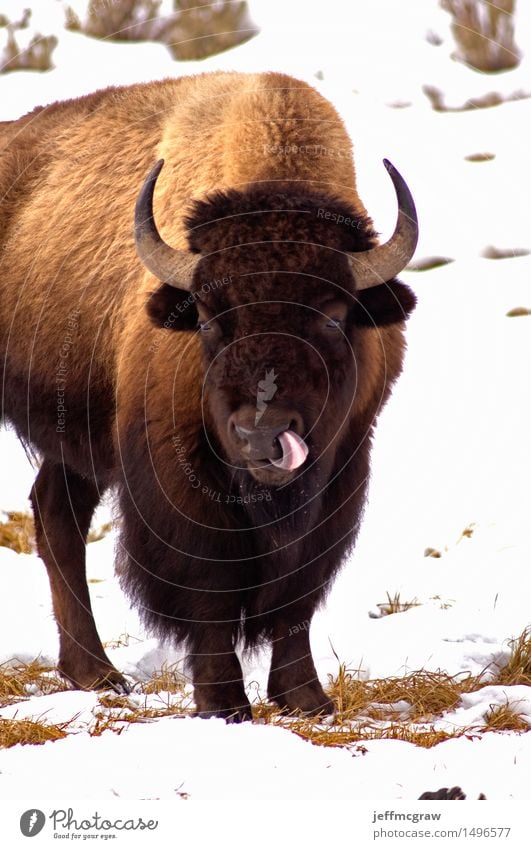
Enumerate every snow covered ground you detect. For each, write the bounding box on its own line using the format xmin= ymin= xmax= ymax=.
xmin=1 ymin=0 xmax=531 ymax=835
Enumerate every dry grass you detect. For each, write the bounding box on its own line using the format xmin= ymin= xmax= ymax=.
xmin=254 ymin=632 xmax=531 ymax=749
xmin=464 ymin=151 xmax=496 ymax=162
xmin=252 ymin=665 xmax=486 ymax=749
xmin=371 ymin=592 xmax=421 ymax=618
xmin=0 ymin=511 xmax=112 ymax=554
xmin=87 ymin=522 xmax=113 ymax=543
xmin=0 ymin=718 xmax=71 ymax=748
xmin=0 ymin=512 xmax=35 ymax=554
xmin=423 ymin=83 xmax=530 ymax=112
xmin=89 ymin=700 xmax=176 ymax=737
xmin=0 ymin=9 xmax=57 ymax=73
xmin=483 ymin=701 xmax=529 ymax=732
xmin=0 ymin=660 xmax=68 ymax=707
xmin=2 ymin=628 xmax=531 ymax=750
xmin=421 ymin=524 xmax=476 ymax=563
xmin=141 ymin=663 xmax=190 ymax=695
xmin=494 ymin=628 xmax=531 ymax=686
xmin=407 ymin=257 xmax=455 ymax=272
xmin=89 ymin=673 xmax=194 ymax=737
xmin=66 ymin=0 xmax=257 ymax=62
xmin=506 ymin=307 xmax=531 ymax=317
xmin=330 ymin=665 xmax=481 ymax=723
xmin=441 ymin=0 xmax=520 ymax=72
xmin=482 ymin=246 xmax=530 ymax=260
xmin=0 ymin=661 xmax=193 ymax=748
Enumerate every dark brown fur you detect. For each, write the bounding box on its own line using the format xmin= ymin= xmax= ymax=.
xmin=0 ymin=72 xmax=415 ymax=720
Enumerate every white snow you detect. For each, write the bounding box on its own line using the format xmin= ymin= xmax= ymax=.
xmin=1 ymin=0 xmax=530 ymax=815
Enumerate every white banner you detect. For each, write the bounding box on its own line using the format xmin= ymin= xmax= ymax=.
xmin=0 ymin=799 xmax=528 ymax=848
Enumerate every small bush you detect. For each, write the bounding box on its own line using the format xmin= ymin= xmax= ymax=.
xmin=494 ymin=628 xmax=531 ymax=685
xmin=66 ymin=0 xmax=258 ymax=61
xmin=0 ymin=9 xmax=57 ymax=73
xmin=441 ymin=0 xmax=520 ymax=72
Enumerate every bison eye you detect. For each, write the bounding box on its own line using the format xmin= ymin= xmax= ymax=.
xmin=325 ymin=317 xmax=343 ymax=330
xmin=198 ymin=320 xmax=213 ymax=333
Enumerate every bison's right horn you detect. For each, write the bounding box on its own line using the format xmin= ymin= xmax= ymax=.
xmin=347 ymin=159 xmax=418 ymax=289
xmin=134 ymin=159 xmax=200 ymax=290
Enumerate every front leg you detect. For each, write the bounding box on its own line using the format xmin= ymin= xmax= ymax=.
xmin=187 ymin=624 xmax=252 ymax=722
xmin=268 ymin=613 xmax=334 ymax=716
xmin=30 ymin=460 xmax=128 ymax=693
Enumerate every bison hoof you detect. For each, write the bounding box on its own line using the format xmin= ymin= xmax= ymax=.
xmin=59 ymin=663 xmax=130 ymax=694
xmin=195 ymin=704 xmax=253 ymax=723
xmin=268 ymin=680 xmax=335 ymax=717
xmin=193 ymin=690 xmax=253 ymax=722
xmin=274 ymin=697 xmax=335 ymax=718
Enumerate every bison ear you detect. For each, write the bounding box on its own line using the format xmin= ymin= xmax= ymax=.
xmin=352 ymin=280 xmax=416 ymax=327
xmin=146 ymin=284 xmax=198 ymax=331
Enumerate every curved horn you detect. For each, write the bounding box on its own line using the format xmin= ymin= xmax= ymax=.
xmin=348 ymin=159 xmax=418 ymax=290
xmin=134 ymin=159 xmax=200 ymax=290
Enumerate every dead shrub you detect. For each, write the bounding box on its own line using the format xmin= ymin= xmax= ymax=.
xmin=66 ymin=0 xmax=258 ymax=61
xmin=441 ymin=0 xmax=520 ymax=71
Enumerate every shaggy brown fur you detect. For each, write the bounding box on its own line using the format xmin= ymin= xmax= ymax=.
xmin=0 ymin=72 xmax=416 ymax=719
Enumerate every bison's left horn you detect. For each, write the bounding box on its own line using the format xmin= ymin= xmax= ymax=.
xmin=134 ymin=159 xmax=200 ymax=290
xmin=348 ymin=159 xmax=418 ymax=290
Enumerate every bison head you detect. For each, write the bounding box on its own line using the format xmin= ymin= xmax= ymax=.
xmin=136 ymin=160 xmax=417 ymax=495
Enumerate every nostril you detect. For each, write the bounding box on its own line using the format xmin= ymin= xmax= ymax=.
xmin=228 ymin=410 xmax=305 ymax=461
xmin=228 ymin=415 xmax=250 ymax=446
xmin=234 ymin=424 xmax=251 ymax=444
xmin=288 ymin=413 xmax=304 ymax=436
xmin=228 ymin=418 xmax=242 ymax=450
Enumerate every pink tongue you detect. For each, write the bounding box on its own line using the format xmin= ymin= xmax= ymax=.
xmin=270 ymin=430 xmax=309 ymax=471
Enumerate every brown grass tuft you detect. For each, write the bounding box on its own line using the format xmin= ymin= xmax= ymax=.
xmin=87 ymin=522 xmax=113 ymax=543
xmin=464 ymin=152 xmax=496 ymax=162
xmin=0 ymin=512 xmax=35 ymax=554
xmin=407 ymin=257 xmax=455 ymax=272
xmin=89 ymin=688 xmax=194 ymax=737
xmin=3 ymin=631 xmax=531 ymax=750
xmin=65 ymin=0 xmax=257 ymax=62
xmin=372 ymin=592 xmax=421 ymax=618
xmin=141 ymin=663 xmax=189 ymax=696
xmin=483 ymin=701 xmax=529 ymax=732
xmin=0 ymin=660 xmax=68 ymax=707
xmin=328 ymin=666 xmax=483 ymax=724
xmin=493 ymin=629 xmax=531 ymax=686
xmin=506 ymin=307 xmax=531 ymax=317
xmin=441 ymin=0 xmax=520 ymax=72
xmin=0 ymin=718 xmax=71 ymax=748
xmin=0 ymin=511 xmax=112 ymax=554
xmin=423 ymin=84 xmax=530 ymax=112
xmin=482 ymin=246 xmax=530 ymax=260
xmin=0 ymin=9 xmax=57 ymax=73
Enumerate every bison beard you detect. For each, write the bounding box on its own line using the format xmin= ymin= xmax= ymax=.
xmin=117 ymin=411 xmax=372 ymax=720
xmin=116 ymin=459 xmax=339 ymax=721
xmin=0 ymin=71 xmax=418 ymax=721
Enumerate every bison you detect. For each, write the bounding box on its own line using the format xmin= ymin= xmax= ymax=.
xmin=0 ymin=71 xmax=417 ymax=720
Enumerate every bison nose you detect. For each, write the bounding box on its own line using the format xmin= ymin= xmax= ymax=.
xmin=233 ymin=422 xmax=289 ymax=461
xmin=228 ymin=409 xmax=305 ymax=464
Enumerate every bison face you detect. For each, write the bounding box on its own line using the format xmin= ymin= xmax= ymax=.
xmin=193 ymin=292 xmax=359 ymax=487
xmin=137 ymin=161 xmax=417 ymax=490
